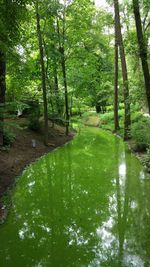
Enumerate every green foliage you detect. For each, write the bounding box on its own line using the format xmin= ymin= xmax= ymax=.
xmin=28 ymin=110 xmax=40 ymax=131
xmin=100 ymin=110 xmax=124 ymax=129
xmin=100 ymin=111 xmax=115 ymax=124
xmin=71 ymin=106 xmax=89 ymax=116
xmin=0 ymin=0 xmax=29 ymax=52
xmin=131 ymin=111 xmax=143 ymax=123
xmin=81 ymin=111 xmax=100 ymax=126
xmin=131 ymin=118 xmax=150 ymax=151
xmin=0 ymin=0 xmax=149 ymax=144
xmin=3 ymin=128 xmax=15 ymax=146
xmin=142 ymin=146 xmax=150 ymax=172
xmin=28 ymin=101 xmax=41 ymax=131
xmin=5 ymin=101 xmax=30 ymax=115
xmin=71 ymin=98 xmax=89 ymax=116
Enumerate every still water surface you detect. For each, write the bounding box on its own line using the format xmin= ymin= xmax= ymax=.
xmin=0 ymin=126 xmax=150 ymax=267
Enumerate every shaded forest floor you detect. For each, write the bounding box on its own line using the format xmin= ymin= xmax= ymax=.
xmin=0 ymin=118 xmax=75 ymax=222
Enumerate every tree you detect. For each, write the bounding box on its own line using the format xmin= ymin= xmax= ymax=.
xmin=66 ymin=3 xmax=113 ymax=113
xmin=0 ymin=0 xmax=28 ymax=146
xmin=56 ymin=1 xmax=69 ymax=135
xmin=113 ymin=0 xmax=131 ymax=140
xmin=114 ymin=11 xmax=119 ymax=132
xmin=0 ymin=51 xmax=6 ymax=145
xmin=35 ymin=0 xmax=49 ymax=145
xmin=132 ymin=0 xmax=150 ymax=114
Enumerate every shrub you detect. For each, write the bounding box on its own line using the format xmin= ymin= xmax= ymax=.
xmin=142 ymin=146 xmax=150 ymax=172
xmin=131 ymin=112 xmax=143 ymax=123
xmin=100 ymin=110 xmax=124 ymax=125
xmin=5 ymin=101 xmax=30 ymax=115
xmin=28 ymin=110 xmax=40 ymax=131
xmin=3 ymin=128 xmax=15 ymax=146
xmin=100 ymin=111 xmax=114 ymax=124
xmin=131 ymin=118 xmax=150 ymax=151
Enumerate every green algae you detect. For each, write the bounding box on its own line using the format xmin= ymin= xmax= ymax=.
xmin=0 ymin=126 xmax=150 ymax=267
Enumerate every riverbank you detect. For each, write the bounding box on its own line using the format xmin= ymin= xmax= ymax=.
xmin=0 ymin=119 xmax=75 ymax=222
xmin=81 ymin=112 xmax=150 ymax=173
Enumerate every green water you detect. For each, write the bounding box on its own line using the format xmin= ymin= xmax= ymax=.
xmin=0 ymin=126 xmax=150 ymax=267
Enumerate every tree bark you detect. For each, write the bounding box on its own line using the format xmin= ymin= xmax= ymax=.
xmin=114 ymin=0 xmax=131 ymax=140
xmin=36 ymin=1 xmax=48 ymax=145
xmin=54 ymin=63 xmax=61 ymax=115
xmin=61 ymin=46 xmax=69 ymax=135
xmin=132 ymin=0 xmax=150 ymax=114
xmin=114 ymin=14 xmax=120 ymax=132
xmin=0 ymin=51 xmax=6 ymax=146
xmin=56 ymin=16 xmax=69 ymax=136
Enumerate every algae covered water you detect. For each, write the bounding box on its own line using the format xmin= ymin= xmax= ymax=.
xmin=0 ymin=127 xmax=150 ymax=267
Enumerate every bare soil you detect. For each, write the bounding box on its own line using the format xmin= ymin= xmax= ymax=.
xmin=0 ymin=118 xmax=75 ymax=221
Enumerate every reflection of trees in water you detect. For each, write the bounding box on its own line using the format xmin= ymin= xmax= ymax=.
xmin=130 ymin=166 xmax=150 ymax=266
xmin=115 ymin=140 xmax=150 ymax=267
xmin=89 ymin=140 xmax=129 ymax=267
xmin=115 ymin=142 xmax=130 ymax=267
xmin=0 ymin=129 xmax=150 ymax=267
xmin=90 ymin=138 xmax=150 ymax=267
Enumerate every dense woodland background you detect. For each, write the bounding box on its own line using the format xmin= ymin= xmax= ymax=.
xmin=0 ymin=0 xmax=150 ymax=168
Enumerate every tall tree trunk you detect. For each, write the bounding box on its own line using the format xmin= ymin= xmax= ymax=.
xmin=56 ymin=16 xmax=69 ymax=136
xmin=114 ymin=14 xmax=120 ymax=132
xmin=54 ymin=63 xmax=61 ymax=115
xmin=70 ymin=92 xmax=73 ymax=117
xmin=36 ymin=1 xmax=48 ymax=146
xmin=0 ymin=51 xmax=6 ymax=146
xmin=132 ymin=0 xmax=150 ymax=114
xmin=43 ymin=39 xmax=55 ymax=124
xmin=61 ymin=47 xmax=69 ymax=135
xmin=114 ymin=0 xmax=131 ymax=140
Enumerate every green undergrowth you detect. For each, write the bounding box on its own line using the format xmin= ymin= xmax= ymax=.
xmin=99 ymin=110 xmax=150 ymax=172
xmin=3 ymin=128 xmax=15 ymax=146
xmin=82 ymin=111 xmax=100 ymax=127
xmin=131 ymin=117 xmax=150 ymax=151
xmin=81 ymin=110 xmax=150 ymax=172
xmin=142 ymin=147 xmax=150 ymax=172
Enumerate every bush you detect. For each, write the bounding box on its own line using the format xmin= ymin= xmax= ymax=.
xmin=100 ymin=110 xmax=124 ymax=125
xmin=131 ymin=112 xmax=143 ymax=123
xmin=131 ymin=118 xmax=150 ymax=151
xmin=28 ymin=110 xmax=40 ymax=131
xmin=100 ymin=111 xmax=114 ymax=124
xmin=142 ymin=146 xmax=150 ymax=172
xmin=71 ymin=105 xmax=89 ymax=116
xmin=145 ymin=149 xmax=150 ymax=172
xmin=29 ymin=117 xmax=40 ymax=131
xmin=5 ymin=101 xmax=30 ymax=115
xmin=71 ymin=107 xmax=81 ymax=116
xmin=3 ymin=129 xmax=15 ymax=146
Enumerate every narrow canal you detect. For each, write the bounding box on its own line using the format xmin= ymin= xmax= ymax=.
xmin=0 ymin=126 xmax=150 ymax=267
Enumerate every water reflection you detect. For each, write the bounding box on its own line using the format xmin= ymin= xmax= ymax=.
xmin=0 ymin=127 xmax=150 ymax=267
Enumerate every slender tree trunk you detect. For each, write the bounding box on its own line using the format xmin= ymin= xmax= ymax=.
xmin=114 ymin=0 xmax=131 ymax=140
xmin=114 ymin=14 xmax=120 ymax=131
xmin=70 ymin=92 xmax=73 ymax=117
xmin=36 ymin=1 xmax=48 ymax=145
xmin=132 ymin=0 xmax=150 ymax=114
xmin=54 ymin=63 xmax=61 ymax=115
xmin=56 ymin=16 xmax=69 ymax=136
xmin=43 ymin=39 xmax=55 ymax=124
xmin=0 ymin=51 xmax=6 ymax=146
xmin=61 ymin=47 xmax=69 ymax=135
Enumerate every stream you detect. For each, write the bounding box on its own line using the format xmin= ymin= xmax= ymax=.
xmin=0 ymin=126 xmax=150 ymax=267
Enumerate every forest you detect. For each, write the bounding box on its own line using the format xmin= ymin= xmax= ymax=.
xmin=0 ymin=0 xmax=150 ymax=145
xmin=0 ymin=0 xmax=150 ymax=266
